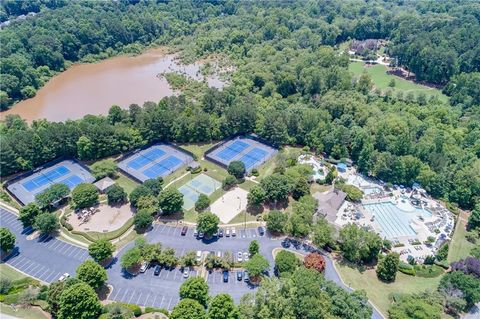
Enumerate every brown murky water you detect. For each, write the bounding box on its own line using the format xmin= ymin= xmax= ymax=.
xmin=1 ymin=48 xmax=225 ymax=122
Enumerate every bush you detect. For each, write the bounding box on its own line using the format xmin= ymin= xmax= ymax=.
xmin=414 ymin=264 xmax=444 ymax=278
xmin=145 ymin=307 xmax=169 ymax=315
xmin=133 ymin=210 xmax=154 ymax=230
xmin=195 ymin=194 xmax=210 ymax=212
xmin=227 ymin=160 xmax=246 ymax=179
xmin=124 ymin=303 xmax=142 ymax=317
xmin=106 ymin=184 xmax=127 ymax=205
xmin=90 ymin=159 xmax=117 ymax=179
xmin=222 ymin=175 xmax=237 ymax=190
xmin=191 ymin=166 xmax=202 ymax=174
xmin=303 ymin=252 xmax=326 ymax=273
xmin=60 ymin=217 xmax=74 ymax=231
xmin=436 ymin=243 xmax=449 ymax=261
xmin=398 ymin=261 xmax=416 ymax=276
xmin=0 ymin=278 xmax=12 ymax=294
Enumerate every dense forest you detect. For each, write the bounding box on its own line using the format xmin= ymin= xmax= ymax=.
xmin=0 ymin=0 xmax=479 ymax=212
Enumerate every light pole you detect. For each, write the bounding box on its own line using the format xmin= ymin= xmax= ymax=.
xmin=238 ymin=195 xmax=245 ymax=230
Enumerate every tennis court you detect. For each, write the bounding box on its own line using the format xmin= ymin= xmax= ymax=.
xmin=6 ymin=160 xmax=95 ymax=205
xmin=178 ymin=174 xmax=221 ymax=210
xmin=118 ymin=144 xmax=193 ymax=183
xmin=206 ymin=137 xmax=277 ymax=172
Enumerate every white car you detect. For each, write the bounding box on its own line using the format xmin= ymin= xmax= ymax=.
xmin=58 ymin=273 xmax=70 ymax=281
xmin=196 ymin=250 xmax=203 ymax=262
xmin=225 ymin=228 xmax=231 ymax=237
xmin=243 ymin=252 xmax=250 ymax=261
xmin=140 ymin=262 xmax=149 ymax=273
xmin=183 ymin=268 xmax=190 ymax=278
xmin=237 ymin=251 xmax=243 ymax=262
xmin=231 ymin=227 xmax=236 ymax=237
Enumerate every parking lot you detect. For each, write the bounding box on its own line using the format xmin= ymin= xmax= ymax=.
xmin=151 ymin=223 xmax=267 ymax=240
xmin=0 ymin=207 xmax=88 ymax=283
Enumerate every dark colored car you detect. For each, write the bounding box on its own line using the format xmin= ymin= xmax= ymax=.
xmin=281 ymin=239 xmax=291 ymax=248
xmin=218 ymin=228 xmax=224 ymax=237
xmin=237 ymin=271 xmax=243 ymax=281
xmin=258 ymin=226 xmax=265 ymax=236
xmin=244 ymin=271 xmax=250 ymax=283
xmin=181 ymin=226 xmax=188 ymax=236
xmin=154 ymin=265 xmax=161 ymax=276
xmin=223 ymin=271 xmax=229 ymax=282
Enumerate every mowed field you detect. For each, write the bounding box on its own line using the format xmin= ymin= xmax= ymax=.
xmin=349 ymin=62 xmax=448 ymax=102
xmin=334 ymin=260 xmax=444 ymax=317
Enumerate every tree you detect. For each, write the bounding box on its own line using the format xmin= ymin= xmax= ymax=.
xmin=71 ymin=183 xmax=98 ymax=209
xmin=324 ymin=167 xmax=337 ymax=185
xmin=312 ymin=218 xmax=333 ymax=248
xmin=158 ymin=187 xmax=184 ymax=214
xmin=439 ymin=271 xmax=480 ymax=309
xmin=129 ymin=185 xmax=152 ymax=208
xmin=179 ymin=251 xmax=198 ymax=268
xmin=47 ymin=278 xmax=81 ymax=318
xmin=179 ymin=277 xmax=209 ymax=307
xmin=248 ymin=240 xmax=260 ymax=256
xmin=76 ymin=260 xmax=107 ymax=290
xmin=244 ymin=254 xmax=269 ymax=279
xmin=208 ymin=293 xmax=238 ymax=319
xmin=260 ymin=174 xmax=291 ymax=202
xmin=334 ymin=183 xmax=363 ymax=202
xmin=0 ymin=228 xmax=15 ymax=252
xmin=143 ymin=178 xmax=163 ymax=196
xmin=88 ymin=239 xmax=114 ymax=263
xmin=106 ymin=184 xmax=127 ymax=205
xmin=376 ymin=253 xmax=400 ymax=282
xmin=133 ymin=209 xmax=154 ymax=230
xmin=339 ymin=223 xmax=383 ymax=263
xmin=195 ymin=194 xmax=211 ymax=212
xmin=120 ymin=247 xmax=142 ymax=269
xmin=35 ymin=183 xmax=69 ymax=208
xmin=90 ymin=159 xmax=117 ymax=179
xmin=388 ymin=292 xmax=443 ymax=319
xmin=275 ymin=250 xmax=300 ymax=276
xmin=58 ymin=282 xmax=102 ymax=319
xmin=468 ymin=204 xmax=480 ymax=230
xmin=170 ymin=298 xmax=207 ymax=319
xmin=19 ymin=203 xmax=42 ymax=227
xmin=227 ymin=161 xmax=246 ymax=179
xmin=222 ymin=175 xmax=237 ymax=190
xmin=292 ymin=177 xmax=310 ymax=200
xmin=197 ymin=212 xmax=219 ymax=237
xmin=34 ymin=213 xmax=59 ymax=235
xmin=357 ymin=72 xmax=373 ymax=94
xmin=304 ymin=252 xmax=326 ymax=272
xmin=247 ymin=185 xmax=266 ymax=207
xmin=136 ymin=195 xmax=159 ymax=213
xmin=266 ymin=210 xmax=287 ymax=234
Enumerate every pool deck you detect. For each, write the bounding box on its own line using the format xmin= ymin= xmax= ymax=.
xmin=333 ymin=168 xmax=455 ymax=263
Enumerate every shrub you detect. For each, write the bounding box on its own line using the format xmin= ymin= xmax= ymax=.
xmin=195 ymin=194 xmax=210 ymax=212
xmin=275 ymin=250 xmax=300 ymax=276
xmin=0 ymin=278 xmax=12 ymax=294
xmin=145 ymin=307 xmax=169 ymax=315
xmin=435 ymin=243 xmax=449 ymax=261
xmin=227 ymin=161 xmax=246 ymax=179
xmin=304 ymin=252 xmax=326 ymax=272
xmin=414 ymin=264 xmax=445 ymax=278
xmin=106 ymin=184 xmax=127 ymax=205
xmin=191 ymin=166 xmax=202 ymax=174
xmin=90 ymin=159 xmax=117 ymax=179
xmin=134 ymin=210 xmax=154 ymax=230
xmin=124 ymin=303 xmax=142 ymax=317
xmin=376 ymin=253 xmax=400 ymax=282
xmin=222 ymin=175 xmax=237 ymax=190
xmin=398 ymin=261 xmax=416 ymax=276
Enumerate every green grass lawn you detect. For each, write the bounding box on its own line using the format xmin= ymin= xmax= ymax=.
xmin=334 ymin=259 xmax=443 ymax=317
xmin=0 ymin=264 xmax=27 ymax=281
xmin=0 ymin=303 xmax=49 ymax=319
xmin=115 ymin=173 xmax=140 ymax=195
xmin=228 ymin=210 xmax=259 ymax=225
xmin=349 ymin=61 xmax=448 ymax=102
xmin=448 ymin=214 xmax=475 ymax=263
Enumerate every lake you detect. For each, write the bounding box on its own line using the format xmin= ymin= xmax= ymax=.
xmin=1 ymin=48 xmax=226 ymax=122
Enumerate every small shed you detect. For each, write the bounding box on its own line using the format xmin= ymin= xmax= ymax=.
xmin=337 ymin=163 xmax=347 ymax=173
xmin=189 ymin=161 xmax=200 ymax=170
xmin=94 ymin=177 xmax=115 ymax=193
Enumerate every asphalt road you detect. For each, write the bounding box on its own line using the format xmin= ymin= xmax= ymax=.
xmin=0 ymin=206 xmax=383 ymax=318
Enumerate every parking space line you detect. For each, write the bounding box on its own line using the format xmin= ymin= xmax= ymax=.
xmin=121 ymin=289 xmax=130 ymax=302
xmin=61 ymin=245 xmax=75 ymax=256
xmin=167 ymin=297 xmax=173 ymax=310
xmin=110 ymin=287 xmax=120 ymax=300
xmin=44 ymin=271 xmax=58 ymax=282
xmin=173 ymin=270 xmax=178 ymax=280
xmin=135 ymin=293 xmax=143 ymax=305
xmin=151 ymin=294 xmax=158 ymax=307
xmin=25 ymin=263 xmax=41 ymax=274
xmin=158 ymin=225 xmax=166 ymax=233
xmin=144 ymin=293 xmax=151 ymax=306
xmin=36 ymin=267 xmax=50 ymax=279
xmin=128 ymin=291 xmax=135 ymax=303
xmin=159 ymin=295 xmax=165 ymax=308
xmin=49 ymin=241 xmax=62 ymax=250
xmin=69 ymin=249 xmax=84 ymax=259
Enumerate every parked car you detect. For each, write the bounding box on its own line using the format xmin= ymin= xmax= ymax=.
xmin=223 ymin=271 xmax=229 ymax=282
xmin=140 ymin=262 xmax=149 ymax=273
xmin=183 ymin=268 xmax=189 ymax=278
xmin=193 ymin=228 xmax=198 ymax=237
xmin=213 ymin=230 xmax=218 ymax=237
xmin=196 ymin=250 xmax=203 ymax=262
xmin=218 ymin=228 xmax=224 ymax=237
xmin=225 ymin=228 xmax=231 ymax=237
xmin=231 ymin=227 xmax=236 ymax=236
xmin=181 ymin=226 xmax=188 ymax=236
xmin=244 ymin=271 xmax=250 ymax=283
xmin=281 ymin=239 xmax=291 ymax=248
xmin=154 ymin=265 xmax=162 ymax=276
xmin=237 ymin=271 xmax=243 ymax=281
xmin=198 ymin=231 xmax=205 ymax=239
xmin=58 ymin=273 xmax=70 ymax=281
xmin=216 ymin=251 xmax=222 ymax=258
xmin=243 ymin=252 xmax=249 ymax=261
xmin=237 ymin=251 xmax=243 ymax=262
xmin=258 ymin=226 xmax=265 ymax=236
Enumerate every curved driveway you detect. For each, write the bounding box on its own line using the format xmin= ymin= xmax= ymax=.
xmin=0 ymin=206 xmax=383 ymax=318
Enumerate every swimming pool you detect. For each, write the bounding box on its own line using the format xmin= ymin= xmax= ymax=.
xmin=363 ymin=201 xmax=432 ymax=239
xmin=362 ymin=186 xmax=382 ymax=195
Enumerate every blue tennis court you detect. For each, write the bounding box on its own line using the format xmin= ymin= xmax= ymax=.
xmin=8 ymin=160 xmax=95 ymax=205
xmin=217 ymin=140 xmax=249 ymax=161
xmin=142 ymin=156 xmax=183 ymax=179
xmin=127 ymin=156 xmax=151 ymax=170
xmin=239 ymin=148 xmax=268 ymax=170
xmin=22 ymin=166 xmax=71 ymax=192
xmin=142 ymin=148 xmax=166 ymax=161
